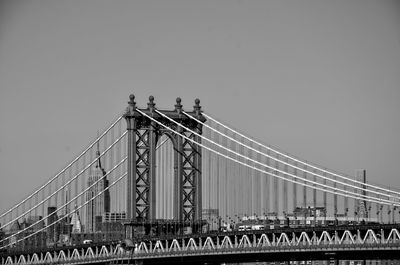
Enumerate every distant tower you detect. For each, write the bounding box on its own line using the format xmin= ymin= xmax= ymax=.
xmin=85 ymin=140 xmax=110 ymax=232
xmin=70 ymin=205 xmax=82 ymax=233
xmin=47 ymin=207 xmax=58 ymax=243
xmin=356 ymin=170 xmax=367 ymax=219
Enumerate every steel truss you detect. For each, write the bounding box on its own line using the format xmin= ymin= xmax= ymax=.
xmin=5 ymin=227 xmax=400 ymax=265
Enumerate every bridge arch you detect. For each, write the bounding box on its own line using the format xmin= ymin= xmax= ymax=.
xmin=155 ymin=133 xmax=177 ymax=219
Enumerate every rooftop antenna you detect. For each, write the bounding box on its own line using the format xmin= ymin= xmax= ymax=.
xmin=96 ymin=130 xmax=106 ymax=175
xmin=96 ymin=131 xmax=101 ymax=169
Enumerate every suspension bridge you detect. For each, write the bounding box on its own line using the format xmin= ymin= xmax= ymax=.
xmin=1 ymin=94 xmax=400 ymax=265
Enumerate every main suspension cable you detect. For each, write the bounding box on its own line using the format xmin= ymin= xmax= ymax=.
xmin=139 ymin=109 xmax=398 ymax=206
xmin=0 ymin=115 xmax=124 ymax=220
xmin=2 ymin=132 xmax=169 ymax=247
xmin=156 ymin=109 xmax=394 ymax=205
xmin=1 ymin=171 xmax=128 ymax=250
xmin=183 ymin=111 xmax=397 ymax=201
xmin=0 ymin=131 xmax=127 ymax=231
xmin=0 ymin=157 xmax=127 ymax=247
xmin=203 ymin=112 xmax=400 ymax=197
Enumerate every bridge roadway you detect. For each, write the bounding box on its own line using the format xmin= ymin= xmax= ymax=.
xmin=2 ymin=224 xmax=400 ymax=265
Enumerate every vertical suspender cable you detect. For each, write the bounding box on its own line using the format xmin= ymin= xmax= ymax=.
xmin=222 ymin=126 xmax=228 ymax=219
xmin=284 ymin=156 xmax=288 ymax=215
xmin=216 ymin=128 xmax=220 ymax=220
xmin=54 ymin=174 xmax=58 ymax=218
xmin=87 ymin=145 xmax=93 ymax=229
xmin=242 ymin=136 xmax=248 ymax=216
xmin=159 ymin=136 xmax=163 ymax=219
xmin=117 ymin=120 xmax=121 ymax=216
xmin=254 ymin=141 xmax=260 ymax=216
xmin=166 ymin=137 xmax=170 ymax=218
xmin=323 ymin=170 xmax=327 ymax=216
xmin=344 ymin=178 xmax=348 ymax=219
xmin=81 ymin=153 xmax=86 ymax=227
xmin=170 ymin=138 xmax=174 ymax=219
xmin=266 ymin=149 xmax=270 ymax=214
xmin=35 ymin=192 xmax=38 ymax=221
xmin=69 ymin=167 xmax=73 ymax=217
xmin=334 ymin=174 xmax=337 ymax=218
xmin=207 ymin=127 xmax=211 ymax=215
xmin=61 ymin=169 xmax=65 ymax=218
xmin=274 ymin=155 xmax=279 ymax=216
xmin=233 ymin=132 xmax=238 ymax=220
xmin=47 ymin=181 xmax=51 ymax=220
xmin=239 ymin=135 xmax=244 ymax=216
xmin=75 ymin=162 xmax=79 ymax=211
xmin=293 ymin=161 xmax=297 ymax=212
xmin=257 ymin=143 xmax=264 ymax=216
xmin=303 ymin=164 xmax=307 ymax=209
xmin=313 ymin=168 xmax=317 ymax=210
xmin=245 ymin=137 xmax=250 ymax=216
xmin=225 ymin=127 xmax=230 ymax=218
xmin=159 ymin=137 xmax=163 ymax=219
xmin=122 ymin=129 xmax=126 ymax=214
xmin=249 ymin=140 xmax=254 ymax=216
xmin=229 ymin=128 xmax=234 ymax=218
xmin=41 ymin=186 xmax=45 ymax=227
xmin=110 ymin=124 xmax=114 ymax=213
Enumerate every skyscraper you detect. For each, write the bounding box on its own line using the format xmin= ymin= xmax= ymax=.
xmin=85 ymin=142 xmax=110 ymax=232
xmin=355 ymin=170 xmax=367 ymax=220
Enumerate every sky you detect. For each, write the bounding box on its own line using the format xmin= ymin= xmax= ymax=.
xmin=0 ymin=0 xmax=399 ymax=213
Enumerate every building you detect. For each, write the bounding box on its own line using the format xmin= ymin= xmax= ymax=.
xmin=47 ymin=206 xmax=58 ymax=243
xmin=202 ymin=208 xmax=219 ymax=231
xmin=355 ymin=169 xmax=368 ymax=219
xmin=0 ymin=225 xmax=4 ymax=248
xmin=85 ymin=143 xmax=110 ymax=232
xmin=69 ymin=212 xmax=126 ymax=245
xmin=103 ymin=212 xmax=126 ymax=223
xmin=55 ymin=215 xmax=72 ymax=242
xmin=70 ymin=206 xmax=82 ymax=233
xmin=293 ymin=207 xmax=327 ymax=219
xmin=23 ymin=216 xmax=45 ymax=232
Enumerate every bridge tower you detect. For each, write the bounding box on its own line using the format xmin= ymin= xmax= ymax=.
xmin=123 ymin=94 xmax=205 ymax=231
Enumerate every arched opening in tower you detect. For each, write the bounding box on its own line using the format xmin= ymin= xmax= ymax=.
xmin=155 ymin=134 xmax=175 ymax=220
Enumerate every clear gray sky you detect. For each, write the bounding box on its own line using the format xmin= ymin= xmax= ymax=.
xmin=0 ymin=0 xmax=399 ymax=213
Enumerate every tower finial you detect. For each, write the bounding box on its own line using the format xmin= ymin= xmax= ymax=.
xmin=148 ymin=95 xmax=156 ymax=111
xmin=125 ymin=94 xmax=136 ymax=115
xmin=175 ymin=97 xmax=182 ymax=113
xmin=193 ymin=98 xmax=201 ymax=112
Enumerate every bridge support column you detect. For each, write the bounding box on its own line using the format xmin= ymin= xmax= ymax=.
xmin=125 ymin=95 xmax=137 ymax=222
xmin=193 ymin=101 xmax=203 ymax=221
xmin=148 ymin=109 xmax=157 ymax=220
xmin=174 ymin=114 xmax=183 ymax=221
